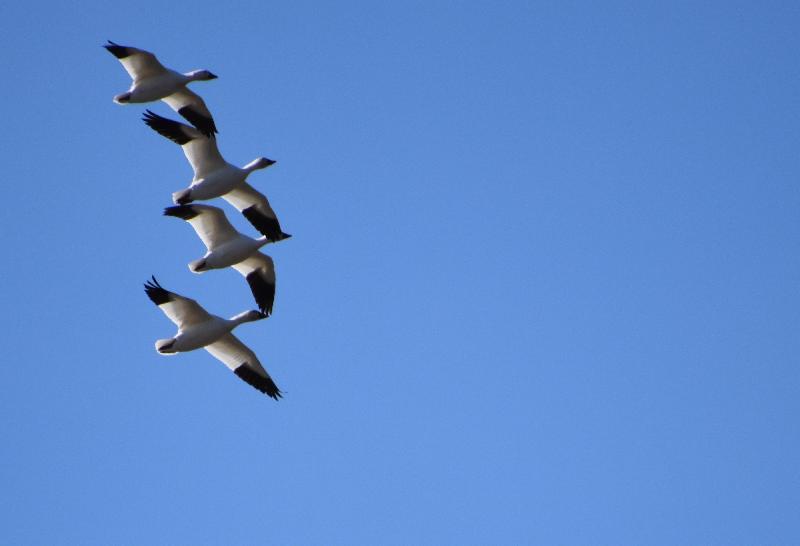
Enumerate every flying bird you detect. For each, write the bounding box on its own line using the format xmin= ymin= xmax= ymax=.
xmin=104 ymin=40 xmax=218 ymax=136
xmin=164 ymin=204 xmax=278 ymax=316
xmin=144 ymin=277 xmax=282 ymax=399
xmin=142 ymin=110 xmax=291 ymax=242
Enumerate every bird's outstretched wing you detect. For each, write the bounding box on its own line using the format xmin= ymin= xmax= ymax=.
xmin=104 ymin=40 xmax=167 ymax=82
xmin=163 ymin=204 xmax=239 ymax=250
xmin=232 ymin=253 xmax=276 ymax=316
xmin=142 ymin=110 xmax=225 ymax=178
xmin=143 ymin=276 xmax=210 ymax=328
xmin=223 ymin=183 xmax=291 ymax=242
xmin=205 ymin=333 xmax=283 ymax=399
xmin=162 ymin=88 xmax=217 ymax=137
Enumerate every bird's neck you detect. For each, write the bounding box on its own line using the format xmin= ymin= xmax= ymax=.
xmin=229 ymin=311 xmax=258 ymax=326
xmin=242 ymin=158 xmax=266 ymax=173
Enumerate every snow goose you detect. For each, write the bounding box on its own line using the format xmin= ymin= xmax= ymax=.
xmin=104 ymin=40 xmax=218 ymax=136
xmin=164 ymin=204 xmax=278 ymax=316
xmin=142 ymin=110 xmax=291 ymax=242
xmin=144 ymin=277 xmax=282 ymax=399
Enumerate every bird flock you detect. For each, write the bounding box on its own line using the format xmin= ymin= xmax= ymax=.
xmin=105 ymin=40 xmax=287 ymax=400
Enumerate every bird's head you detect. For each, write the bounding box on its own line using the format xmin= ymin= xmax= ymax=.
xmin=243 ymin=157 xmax=276 ymax=173
xmin=255 ymin=157 xmax=277 ymax=170
xmin=244 ymin=310 xmax=268 ymax=322
xmin=188 ymin=69 xmax=218 ymax=81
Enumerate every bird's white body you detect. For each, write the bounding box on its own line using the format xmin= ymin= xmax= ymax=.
xmin=117 ymin=70 xmax=191 ymax=103
xmin=182 ymin=162 xmax=251 ymax=201
xmin=158 ymin=311 xmax=259 ymax=354
xmin=194 ymin=235 xmax=269 ymax=271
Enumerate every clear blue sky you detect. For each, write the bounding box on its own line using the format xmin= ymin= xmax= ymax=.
xmin=1 ymin=1 xmax=798 ymax=544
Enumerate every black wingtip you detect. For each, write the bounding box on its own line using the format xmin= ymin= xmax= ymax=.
xmin=142 ymin=109 xmax=165 ymax=126
xmin=241 ymin=207 xmax=289 ymax=243
xmin=142 ymin=109 xmax=158 ymax=125
xmin=177 ymin=106 xmax=218 ymax=137
xmin=163 ymin=205 xmax=200 ymax=221
xmin=144 ymin=276 xmax=172 ymax=306
xmin=245 ymin=272 xmax=275 ymax=317
xmin=234 ymin=365 xmax=283 ymax=400
xmin=104 ymin=40 xmax=131 ymax=59
xmin=142 ymin=110 xmax=194 ymax=145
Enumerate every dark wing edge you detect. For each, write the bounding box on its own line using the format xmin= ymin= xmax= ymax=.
xmin=178 ymin=106 xmax=218 ymax=137
xmin=144 ymin=276 xmax=173 ymax=306
xmin=164 ymin=205 xmax=201 ymax=221
xmin=103 ymin=40 xmax=134 ymax=59
xmin=241 ymin=206 xmax=292 ymax=242
xmin=234 ymin=364 xmax=283 ymax=400
xmin=142 ymin=110 xmax=194 ymax=145
xmin=245 ymin=271 xmax=275 ymax=316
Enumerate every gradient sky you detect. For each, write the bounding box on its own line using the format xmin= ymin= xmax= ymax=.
xmin=1 ymin=1 xmax=799 ymax=544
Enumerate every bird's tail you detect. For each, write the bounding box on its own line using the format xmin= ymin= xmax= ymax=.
xmin=172 ymin=188 xmax=193 ymax=205
xmin=155 ymin=339 xmax=178 ymax=354
xmin=188 ymin=258 xmax=208 ymax=273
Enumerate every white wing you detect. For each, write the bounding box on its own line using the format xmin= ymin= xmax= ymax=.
xmin=232 ymin=253 xmax=276 ymax=315
xmin=144 ymin=277 xmax=210 ymax=328
xmin=162 ymin=88 xmax=217 ymax=136
xmin=205 ymin=333 xmax=282 ymax=399
xmin=142 ymin=110 xmax=226 ymax=178
xmin=223 ymin=183 xmax=290 ymax=242
xmin=104 ymin=41 xmax=167 ymax=82
xmin=163 ymin=204 xmax=239 ymax=250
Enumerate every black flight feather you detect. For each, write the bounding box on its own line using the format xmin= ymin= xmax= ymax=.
xmin=144 ymin=276 xmax=173 ymax=306
xmin=241 ymin=206 xmax=292 ymax=242
xmin=234 ymin=365 xmax=282 ymax=400
xmin=163 ymin=205 xmax=200 ymax=221
xmin=246 ymin=271 xmax=275 ymax=316
xmin=142 ymin=110 xmax=194 ymax=145
xmin=178 ymin=106 xmax=217 ymax=137
xmin=103 ymin=40 xmax=133 ymax=59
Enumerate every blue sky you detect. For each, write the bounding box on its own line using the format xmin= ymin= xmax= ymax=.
xmin=1 ymin=1 xmax=798 ymax=544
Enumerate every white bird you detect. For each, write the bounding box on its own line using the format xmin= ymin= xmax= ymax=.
xmin=144 ymin=277 xmax=282 ymax=399
xmin=143 ymin=110 xmax=291 ymax=242
xmin=164 ymin=204 xmax=278 ymax=316
xmin=104 ymin=40 xmax=218 ymax=136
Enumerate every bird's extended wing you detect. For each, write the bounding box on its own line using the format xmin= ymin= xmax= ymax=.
xmin=222 ymin=183 xmax=291 ymax=242
xmin=232 ymin=253 xmax=276 ymax=316
xmin=104 ymin=40 xmax=167 ymax=82
xmin=144 ymin=276 xmax=210 ymax=328
xmin=162 ymin=88 xmax=218 ymax=137
xmin=142 ymin=110 xmax=225 ymax=178
xmin=163 ymin=204 xmax=239 ymax=250
xmin=204 ymin=333 xmax=282 ymax=399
